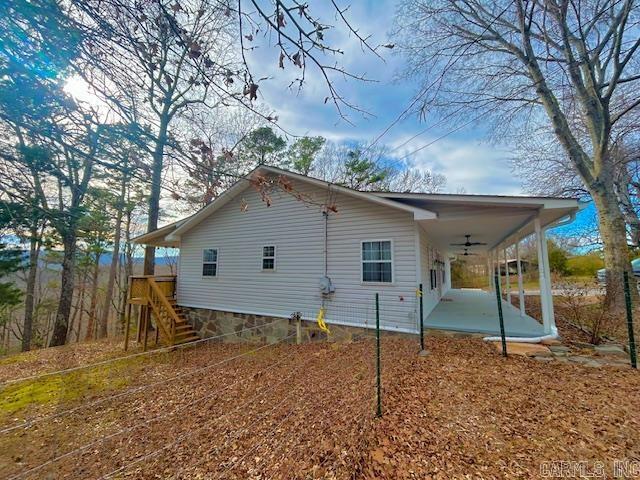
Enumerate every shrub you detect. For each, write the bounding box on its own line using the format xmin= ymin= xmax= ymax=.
xmin=566 ymin=253 xmax=604 ymax=278
xmin=556 ymin=280 xmax=620 ymax=344
xmin=548 ymin=241 xmax=569 ymax=275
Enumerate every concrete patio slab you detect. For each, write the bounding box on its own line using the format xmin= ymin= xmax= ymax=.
xmin=424 ymin=288 xmax=546 ymax=337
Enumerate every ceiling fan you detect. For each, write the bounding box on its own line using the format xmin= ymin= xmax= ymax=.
xmin=456 ymin=248 xmax=478 ymax=256
xmin=451 ymin=234 xmax=487 ymax=247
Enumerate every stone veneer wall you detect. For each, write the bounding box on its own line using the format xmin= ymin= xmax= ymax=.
xmin=181 ymin=306 xmax=415 ymax=344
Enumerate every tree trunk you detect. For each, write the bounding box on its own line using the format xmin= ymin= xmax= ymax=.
xmin=21 ymin=232 xmax=40 ymax=352
xmin=69 ymin=267 xmax=86 ymax=343
xmin=616 ymin=167 xmax=640 ymax=246
xmin=143 ymin=115 xmax=170 ymax=276
xmin=85 ymin=253 xmax=101 ymax=341
xmin=99 ymin=170 xmax=127 ymax=338
xmin=75 ymin=269 xmax=87 ymax=343
xmin=118 ymin=203 xmax=134 ymax=335
xmin=592 ymin=186 xmax=632 ymax=307
xmin=49 ymin=232 xmax=76 ymax=346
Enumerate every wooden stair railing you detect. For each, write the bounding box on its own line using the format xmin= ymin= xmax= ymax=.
xmin=146 ymin=278 xmax=199 ymax=346
xmin=126 ymin=276 xmax=199 ymax=350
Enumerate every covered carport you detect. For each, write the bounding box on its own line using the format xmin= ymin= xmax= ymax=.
xmin=373 ymin=192 xmax=581 ymax=339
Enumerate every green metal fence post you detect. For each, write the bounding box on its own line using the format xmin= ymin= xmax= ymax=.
xmin=623 ymin=271 xmax=637 ymax=369
xmin=419 ymin=283 xmax=424 ymax=351
xmin=494 ymin=274 xmax=507 ymax=357
xmin=375 ymin=293 xmax=382 ymax=417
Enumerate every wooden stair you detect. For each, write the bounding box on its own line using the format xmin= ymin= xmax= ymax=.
xmin=141 ymin=277 xmax=199 ymax=346
xmin=166 ymin=300 xmax=199 ymax=345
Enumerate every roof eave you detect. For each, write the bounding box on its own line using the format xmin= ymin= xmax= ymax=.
xmin=132 ymin=221 xmax=183 ymax=247
xmin=373 ymin=191 xmax=580 ymax=210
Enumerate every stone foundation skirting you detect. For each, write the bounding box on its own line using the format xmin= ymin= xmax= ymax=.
xmin=181 ymin=306 xmax=416 ymax=344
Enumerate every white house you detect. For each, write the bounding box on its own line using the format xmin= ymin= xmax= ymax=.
xmin=134 ymin=165 xmax=580 ymax=341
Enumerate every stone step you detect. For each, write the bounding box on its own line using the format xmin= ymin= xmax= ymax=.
xmin=492 ymin=341 xmax=552 ymax=357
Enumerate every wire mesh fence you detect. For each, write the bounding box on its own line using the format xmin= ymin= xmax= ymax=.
xmin=0 ymin=291 xmax=415 ymax=479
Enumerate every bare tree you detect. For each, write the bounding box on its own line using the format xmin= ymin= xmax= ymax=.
xmin=514 ymin=134 xmax=640 ymax=247
xmin=74 ymin=0 xmax=239 ymax=276
xmin=395 ymin=0 xmax=640 ymax=302
xmin=312 ymin=140 xmax=446 ymax=192
xmin=173 ymin=106 xmax=268 ymax=209
xmin=74 ymin=0 xmax=385 ymax=276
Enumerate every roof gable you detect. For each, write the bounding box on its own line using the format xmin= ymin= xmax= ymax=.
xmin=164 ymin=165 xmax=437 ymax=242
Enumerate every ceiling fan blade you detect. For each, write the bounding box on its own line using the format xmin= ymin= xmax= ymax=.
xmin=468 ymin=242 xmax=487 ymax=246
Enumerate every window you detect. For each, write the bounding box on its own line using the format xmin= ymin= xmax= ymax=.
xmin=362 ymin=241 xmax=392 ymax=283
xmin=430 ymin=269 xmax=436 ymax=290
xmin=202 ymin=248 xmax=218 ymax=277
xmin=262 ymin=245 xmax=276 ymax=271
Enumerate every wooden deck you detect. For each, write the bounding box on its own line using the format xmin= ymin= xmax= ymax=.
xmin=128 ymin=275 xmax=177 ymax=305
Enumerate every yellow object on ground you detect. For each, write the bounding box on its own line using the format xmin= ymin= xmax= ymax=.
xmin=316 ymin=307 xmax=330 ymax=334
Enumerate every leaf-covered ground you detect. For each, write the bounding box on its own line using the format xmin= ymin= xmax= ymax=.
xmin=0 ymin=338 xmax=151 ymax=383
xmin=1 ymin=336 xmax=638 ymax=479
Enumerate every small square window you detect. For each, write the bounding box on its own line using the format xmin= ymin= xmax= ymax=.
xmin=203 ymin=248 xmax=218 ymax=277
xmin=262 ymin=245 xmax=276 ymax=271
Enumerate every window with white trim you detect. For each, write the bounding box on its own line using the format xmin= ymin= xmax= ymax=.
xmin=262 ymin=245 xmax=276 ymax=270
xmin=202 ymin=248 xmax=218 ymax=277
xmin=362 ymin=241 xmax=392 ymax=283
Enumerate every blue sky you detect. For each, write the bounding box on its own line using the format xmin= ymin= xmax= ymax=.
xmin=241 ymin=0 xmax=595 ymax=243
xmin=63 ymin=0 xmax=595 ymax=245
xmin=245 ymin=0 xmax=523 ymax=195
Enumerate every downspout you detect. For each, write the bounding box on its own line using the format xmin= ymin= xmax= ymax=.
xmin=483 ymin=210 xmax=577 ymax=344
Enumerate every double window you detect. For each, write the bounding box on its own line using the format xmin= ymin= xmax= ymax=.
xmin=262 ymin=245 xmax=276 ymax=271
xmin=362 ymin=240 xmax=392 ymax=283
xmin=202 ymin=248 xmax=218 ymax=277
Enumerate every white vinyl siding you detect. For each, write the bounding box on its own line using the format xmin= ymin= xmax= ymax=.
xmin=177 ymin=177 xmax=420 ymax=333
xmin=417 ymin=225 xmax=446 ymax=318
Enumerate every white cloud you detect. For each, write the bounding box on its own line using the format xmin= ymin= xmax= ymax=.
xmin=240 ymin=1 xmax=527 ymax=197
xmin=390 ymin=135 xmax=523 ymax=195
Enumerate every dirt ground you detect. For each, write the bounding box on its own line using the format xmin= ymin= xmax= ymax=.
xmin=1 ymin=336 xmax=639 ymax=479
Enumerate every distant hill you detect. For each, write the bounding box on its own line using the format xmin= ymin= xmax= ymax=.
xmin=14 ymin=250 xmax=179 ymax=268
xmin=98 ymin=253 xmax=178 ymax=267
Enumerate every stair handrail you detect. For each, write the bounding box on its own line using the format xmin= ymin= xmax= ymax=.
xmin=146 ymin=277 xmax=180 ymax=345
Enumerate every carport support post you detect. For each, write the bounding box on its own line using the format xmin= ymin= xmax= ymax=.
xmin=375 ymin=293 xmax=382 ymax=417
xmin=535 ymin=218 xmax=555 ymax=334
xmin=494 ymin=275 xmax=508 ymax=357
xmin=489 ymin=251 xmax=496 ymax=292
xmin=515 ymin=242 xmax=526 ymax=317
xmin=623 ymin=271 xmax=638 ymax=369
xmin=504 ymin=248 xmax=510 ymax=304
